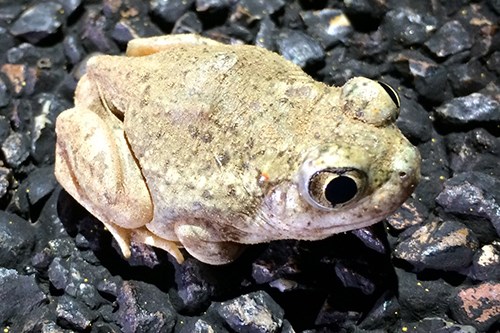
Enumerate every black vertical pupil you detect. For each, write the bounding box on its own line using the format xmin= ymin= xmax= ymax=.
xmin=325 ymin=176 xmax=358 ymax=206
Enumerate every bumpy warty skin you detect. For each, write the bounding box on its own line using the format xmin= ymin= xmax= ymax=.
xmin=55 ymin=35 xmax=420 ymax=264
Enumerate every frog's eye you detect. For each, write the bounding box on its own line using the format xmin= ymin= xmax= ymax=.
xmin=307 ymin=169 xmax=367 ymax=209
xmin=377 ymin=81 xmax=400 ymax=108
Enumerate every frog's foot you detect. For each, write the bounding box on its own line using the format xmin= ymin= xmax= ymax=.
xmin=100 ymin=221 xmax=132 ymax=258
xmin=126 ymin=34 xmax=223 ymax=57
xmin=175 ymin=224 xmax=245 ymax=265
xmin=130 ymin=228 xmax=185 ymax=264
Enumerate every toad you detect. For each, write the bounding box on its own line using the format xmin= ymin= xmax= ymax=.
xmin=55 ymin=34 xmax=420 ymax=265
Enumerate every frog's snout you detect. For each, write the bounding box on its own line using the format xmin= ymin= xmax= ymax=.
xmin=391 ymin=144 xmax=421 ymax=191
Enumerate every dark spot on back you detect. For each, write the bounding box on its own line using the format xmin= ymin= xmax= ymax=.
xmin=201 ymin=132 xmax=213 ymax=143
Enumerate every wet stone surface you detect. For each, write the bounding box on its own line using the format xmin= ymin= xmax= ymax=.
xmin=450 ymin=282 xmax=500 ymax=332
xmin=215 ymin=291 xmax=285 ymax=333
xmin=0 ymin=0 xmax=498 ymax=332
xmin=425 ymin=20 xmax=473 ymax=57
xmin=9 ymin=2 xmax=65 ymax=44
xmin=394 ymin=220 xmax=479 ymax=271
xmin=436 ymin=93 xmax=500 ymax=125
xmin=0 ymin=268 xmax=47 ymax=327
xmin=117 ymin=280 xmax=177 ymax=333
xmin=436 ymin=172 xmax=500 ymax=237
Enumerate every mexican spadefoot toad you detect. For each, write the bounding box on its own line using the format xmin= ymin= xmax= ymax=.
xmin=55 ymin=34 xmax=420 ymax=265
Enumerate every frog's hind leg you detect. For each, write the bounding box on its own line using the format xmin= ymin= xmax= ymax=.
xmin=56 ymin=104 xmax=176 ymax=261
xmin=131 ymin=229 xmax=184 ymax=264
xmin=55 ymin=105 xmax=152 ymax=255
xmin=126 ymin=34 xmax=223 ymax=57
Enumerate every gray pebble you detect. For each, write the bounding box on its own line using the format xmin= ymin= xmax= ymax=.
xmin=276 ymin=29 xmax=325 ymax=68
xmin=435 ymin=93 xmax=500 ymax=125
xmin=216 ymin=291 xmax=285 ymax=333
xmin=302 ymin=9 xmax=353 ymax=49
xmin=1 ymin=131 xmax=30 ymax=167
xmin=150 ymin=0 xmax=195 ymax=24
xmin=9 ymin=2 xmax=64 ymax=44
xmin=436 ymin=172 xmax=500 ymax=237
xmin=470 ymin=242 xmax=500 ymax=281
xmin=425 ymin=20 xmax=472 ymax=57
xmin=117 ymin=280 xmax=177 ymax=333
xmin=56 ymin=295 xmax=97 ymax=331
xmin=394 ymin=220 xmax=479 ymax=271
xmin=0 ymin=268 xmax=47 ymax=325
xmin=0 ymin=211 xmax=36 ymax=269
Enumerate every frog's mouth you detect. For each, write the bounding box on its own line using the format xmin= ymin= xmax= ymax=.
xmin=246 ymin=162 xmax=419 ymax=243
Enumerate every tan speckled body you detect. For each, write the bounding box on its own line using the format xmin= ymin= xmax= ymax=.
xmin=55 ymin=34 xmax=420 ymax=265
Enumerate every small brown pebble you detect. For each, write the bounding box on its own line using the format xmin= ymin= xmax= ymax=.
xmin=451 ymin=282 xmax=500 ymax=331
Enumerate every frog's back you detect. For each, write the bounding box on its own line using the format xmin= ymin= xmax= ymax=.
xmin=91 ymin=44 xmax=342 ymax=230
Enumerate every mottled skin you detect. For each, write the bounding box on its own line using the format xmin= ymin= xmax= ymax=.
xmin=55 ymin=35 xmax=420 ymax=265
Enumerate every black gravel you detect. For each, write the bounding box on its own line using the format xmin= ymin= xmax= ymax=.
xmin=0 ymin=0 xmax=499 ymax=332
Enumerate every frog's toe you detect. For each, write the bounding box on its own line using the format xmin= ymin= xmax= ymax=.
xmin=100 ymin=221 xmax=131 ymax=258
xmin=131 ymin=228 xmax=185 ymax=264
xmin=175 ymin=224 xmax=245 ymax=265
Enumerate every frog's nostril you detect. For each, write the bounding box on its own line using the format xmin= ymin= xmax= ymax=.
xmin=399 ymin=171 xmax=407 ymax=178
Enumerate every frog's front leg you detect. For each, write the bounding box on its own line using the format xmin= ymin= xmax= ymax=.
xmin=55 ymin=97 xmax=184 ymax=263
xmin=175 ymin=224 xmax=245 ymax=265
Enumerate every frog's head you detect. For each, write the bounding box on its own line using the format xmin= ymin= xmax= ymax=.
xmin=259 ymin=78 xmax=420 ymax=240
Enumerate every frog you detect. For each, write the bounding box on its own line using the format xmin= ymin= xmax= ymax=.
xmin=54 ymin=34 xmax=420 ymax=265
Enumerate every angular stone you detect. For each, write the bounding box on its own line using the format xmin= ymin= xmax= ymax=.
xmin=386 ymin=200 xmax=427 ymax=231
xmin=0 ymin=63 xmax=37 ymax=96
xmin=56 ymin=295 xmax=97 ymax=331
xmin=216 ymin=291 xmax=285 ymax=333
xmin=470 ymin=242 xmax=500 ymax=281
xmin=177 ymin=318 xmax=230 ymax=333
xmin=9 ymin=2 xmax=64 ymax=43
xmin=450 ymin=282 xmax=500 ymax=331
xmin=392 ymin=51 xmax=449 ymax=103
xmin=396 ymin=96 xmax=433 ymax=143
xmin=384 ymin=8 xmax=437 ymax=45
xmin=435 ymin=93 xmax=500 ymax=125
xmin=276 ymin=29 xmax=324 ymax=68
xmin=117 ymin=280 xmax=176 ymax=333
xmin=0 ymin=211 xmax=36 ymax=269
xmin=448 ymin=60 xmax=494 ymax=95
xmin=0 ymin=268 xmax=47 ymax=322
xmin=174 ymin=258 xmax=215 ymax=313
xmin=396 ymin=268 xmax=453 ymax=320
xmin=234 ymin=0 xmax=285 ymax=22
xmin=0 ymin=166 xmax=11 ymax=199
xmin=301 ymin=9 xmax=353 ymax=48
xmin=196 ymin=0 xmax=231 ymax=12
xmin=436 ymin=172 xmax=500 ymax=236
xmin=172 ymin=12 xmax=203 ymax=34
xmin=394 ymin=220 xmax=479 ymax=271
xmin=150 ymin=0 xmax=195 ymax=24
xmin=0 ymin=75 xmax=10 ymax=107
xmin=445 ymin=129 xmax=500 ymax=178
xmin=425 ymin=20 xmax=472 ymax=57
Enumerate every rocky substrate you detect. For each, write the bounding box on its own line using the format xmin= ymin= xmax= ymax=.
xmin=0 ymin=0 xmax=499 ymax=332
